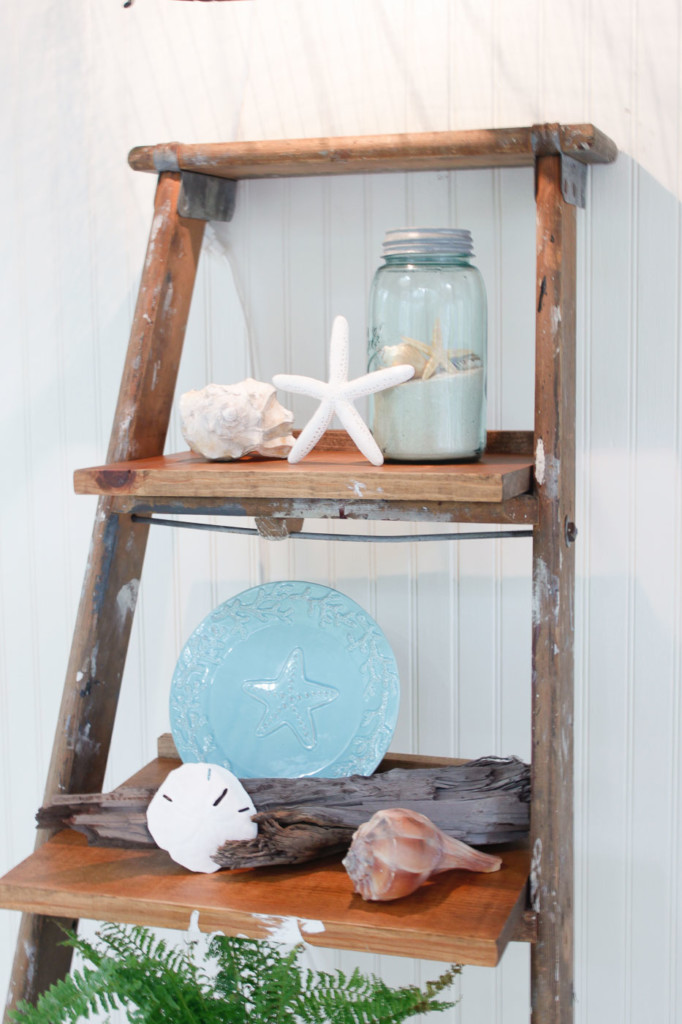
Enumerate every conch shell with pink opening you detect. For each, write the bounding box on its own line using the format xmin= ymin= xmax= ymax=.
xmin=342 ymin=806 xmax=502 ymax=901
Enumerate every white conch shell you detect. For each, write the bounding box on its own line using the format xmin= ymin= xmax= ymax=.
xmin=343 ymin=807 xmax=502 ymax=901
xmin=146 ymin=763 xmax=258 ymax=873
xmin=180 ymin=379 xmax=295 ymax=460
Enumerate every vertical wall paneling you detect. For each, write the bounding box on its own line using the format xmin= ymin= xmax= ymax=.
xmin=448 ymin=1 xmax=495 ymax=130
xmin=577 ymin=154 xmax=633 ymax=1024
xmin=573 ymin=170 xmax=591 ymax=1024
xmin=629 ymin=173 xmax=678 ymax=1024
xmin=491 ymin=0 xmax=541 ymax=128
xmin=671 ymin=23 xmax=682 ymax=1014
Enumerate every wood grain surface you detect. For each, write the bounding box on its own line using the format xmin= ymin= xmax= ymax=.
xmin=74 ymin=449 xmax=533 ymax=504
xmin=530 ymin=154 xmax=577 ymax=1024
xmin=0 ymin=830 xmax=530 ymax=968
xmin=128 ymin=125 xmax=617 ymax=179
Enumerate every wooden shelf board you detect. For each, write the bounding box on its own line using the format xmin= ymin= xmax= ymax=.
xmin=128 ymin=124 xmax=617 ymax=180
xmin=0 ymin=753 xmax=531 ymax=966
xmin=74 ymin=450 xmax=533 ymax=505
xmin=0 ymin=832 xmax=529 ymax=966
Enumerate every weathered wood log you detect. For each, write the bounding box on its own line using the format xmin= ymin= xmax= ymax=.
xmin=37 ymin=756 xmax=529 ymax=867
xmin=216 ymin=808 xmax=357 ymax=868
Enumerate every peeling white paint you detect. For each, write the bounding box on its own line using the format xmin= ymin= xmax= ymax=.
xmin=76 ymin=671 xmax=83 ymax=682
xmin=300 ymin=919 xmax=326 ymax=935
xmin=534 ymin=438 xmax=560 ymax=500
xmin=530 ymin=837 xmax=542 ymax=912
xmin=349 ymin=480 xmax=367 ymax=498
xmin=252 ymin=913 xmax=325 ymax=945
xmin=20 ymin=938 xmax=37 ymax=993
xmin=89 ymin=643 xmax=99 ymax=678
xmin=151 ymin=359 xmax=161 ymax=391
xmin=182 ymin=911 xmax=226 ymax=951
xmin=550 ymin=304 xmax=562 ymax=335
xmin=144 ymin=204 xmax=171 ymax=269
xmin=187 ymin=909 xmax=202 ymax=941
xmin=74 ymin=722 xmax=101 ymax=757
xmin=162 ymin=281 xmax=175 ymax=318
xmin=117 ymin=579 xmax=139 ymax=621
xmin=116 ymin=410 xmax=134 ymax=451
xmin=535 ymin=438 xmax=546 ymax=486
xmin=532 ymin=557 xmax=560 ymax=626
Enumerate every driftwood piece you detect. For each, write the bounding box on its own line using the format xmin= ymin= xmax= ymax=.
xmin=36 ymin=788 xmax=159 ymax=849
xmin=37 ymin=756 xmax=530 ymax=868
xmin=216 ymin=808 xmax=357 ymax=868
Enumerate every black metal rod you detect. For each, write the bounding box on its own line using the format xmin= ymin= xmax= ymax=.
xmin=131 ymin=514 xmax=533 ymax=543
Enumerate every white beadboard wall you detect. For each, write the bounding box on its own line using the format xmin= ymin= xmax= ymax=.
xmin=1 ymin=1 xmax=680 ymax=1022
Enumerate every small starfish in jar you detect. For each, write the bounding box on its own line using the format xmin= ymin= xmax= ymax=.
xmin=401 ymin=318 xmax=457 ymax=380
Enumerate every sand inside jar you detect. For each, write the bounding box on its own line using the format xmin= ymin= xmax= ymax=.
xmin=371 ymin=367 xmax=485 ymax=460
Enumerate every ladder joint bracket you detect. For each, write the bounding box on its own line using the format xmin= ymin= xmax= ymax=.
xmin=178 ymin=171 xmax=237 ymax=222
xmin=531 ymin=125 xmax=587 ymax=208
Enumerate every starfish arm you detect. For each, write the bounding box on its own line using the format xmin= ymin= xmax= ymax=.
xmin=400 ymin=335 xmax=432 ymax=356
xmin=334 ymin=399 xmax=385 ymax=466
xmin=328 ymin=315 xmax=349 ymax=387
xmin=422 ymin=355 xmax=456 ymax=381
xmin=343 ymin=364 xmax=415 ymax=399
xmin=287 ymin=400 xmax=334 ymax=463
xmin=272 ymin=373 xmax=328 ymax=399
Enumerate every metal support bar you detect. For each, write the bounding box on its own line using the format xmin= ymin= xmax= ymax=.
xmin=130 ymin=513 xmax=533 ymax=543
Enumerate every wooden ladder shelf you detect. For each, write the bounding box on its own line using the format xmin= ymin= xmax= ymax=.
xmin=0 ymin=123 xmax=616 ymax=1024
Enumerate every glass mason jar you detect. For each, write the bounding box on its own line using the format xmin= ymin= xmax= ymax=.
xmin=368 ymin=228 xmax=487 ymax=461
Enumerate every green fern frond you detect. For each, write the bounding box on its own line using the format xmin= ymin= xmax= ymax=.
xmin=11 ymin=959 xmax=128 ymax=1024
xmin=9 ymin=924 xmax=460 ymax=1024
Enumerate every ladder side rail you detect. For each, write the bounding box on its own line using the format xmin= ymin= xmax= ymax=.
xmin=530 ymin=153 xmax=578 ymax=1024
xmin=5 ymin=173 xmax=206 ymax=1018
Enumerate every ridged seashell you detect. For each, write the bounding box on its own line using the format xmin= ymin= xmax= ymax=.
xmin=379 ymin=343 xmax=429 ymax=379
xmin=450 ymin=349 xmax=483 ymax=372
xmin=342 ymin=807 xmax=502 ymax=901
xmin=180 ymin=379 xmax=295 ymax=460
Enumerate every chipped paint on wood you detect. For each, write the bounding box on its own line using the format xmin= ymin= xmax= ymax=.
xmin=535 ymin=437 xmax=546 ymax=485
xmin=530 ymin=837 xmax=543 ymax=912
xmin=251 ymin=913 xmax=325 ymax=945
xmin=116 ymin=579 xmax=139 ymax=622
xmin=550 ymin=304 xmax=562 ymax=335
xmin=532 ymin=556 xmax=560 ymax=628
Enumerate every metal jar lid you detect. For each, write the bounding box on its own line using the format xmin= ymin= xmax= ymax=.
xmin=382 ymin=227 xmax=474 ymax=257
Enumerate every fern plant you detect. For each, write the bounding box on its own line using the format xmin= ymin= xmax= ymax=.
xmin=9 ymin=923 xmax=460 ymax=1024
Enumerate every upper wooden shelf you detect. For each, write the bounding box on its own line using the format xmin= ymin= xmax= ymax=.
xmin=74 ymin=432 xmax=534 ymax=507
xmin=128 ymin=124 xmax=617 ymax=180
xmin=0 ymin=753 xmax=532 ymax=967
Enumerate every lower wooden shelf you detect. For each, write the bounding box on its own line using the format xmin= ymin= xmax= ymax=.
xmin=0 ymin=751 xmax=533 ymax=967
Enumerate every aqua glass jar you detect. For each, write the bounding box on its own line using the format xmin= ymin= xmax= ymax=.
xmin=368 ymin=228 xmax=487 ymax=461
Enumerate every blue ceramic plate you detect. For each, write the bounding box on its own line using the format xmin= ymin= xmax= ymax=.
xmin=169 ymin=581 xmax=400 ymax=778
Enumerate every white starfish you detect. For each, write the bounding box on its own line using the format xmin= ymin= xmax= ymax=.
xmin=272 ymin=315 xmax=414 ymax=466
